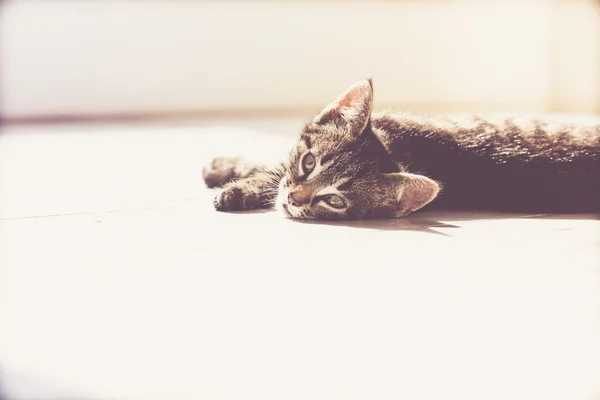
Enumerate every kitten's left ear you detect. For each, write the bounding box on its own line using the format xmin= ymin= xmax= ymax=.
xmin=314 ymin=79 xmax=374 ymax=135
xmin=380 ymin=172 xmax=440 ymax=217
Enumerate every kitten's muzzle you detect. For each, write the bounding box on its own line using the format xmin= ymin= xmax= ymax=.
xmin=288 ymin=185 xmax=312 ymax=206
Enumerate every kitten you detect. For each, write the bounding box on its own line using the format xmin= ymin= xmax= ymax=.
xmin=203 ymin=79 xmax=600 ymax=220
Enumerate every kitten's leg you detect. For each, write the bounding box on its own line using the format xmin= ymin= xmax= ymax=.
xmin=213 ymin=164 xmax=285 ymax=212
xmin=202 ymin=156 xmax=267 ymax=188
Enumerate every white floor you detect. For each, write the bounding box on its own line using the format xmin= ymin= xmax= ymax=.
xmin=1 ymin=119 xmax=599 ymax=400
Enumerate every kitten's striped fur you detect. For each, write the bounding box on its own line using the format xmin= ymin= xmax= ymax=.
xmin=204 ymin=79 xmax=600 ymax=220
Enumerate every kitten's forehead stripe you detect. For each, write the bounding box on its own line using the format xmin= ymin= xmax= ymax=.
xmin=318 ymin=157 xmax=335 ymax=173
xmin=336 ymin=178 xmax=354 ymax=191
xmin=302 ymin=135 xmax=312 ymax=149
xmin=321 ymin=153 xmax=335 ymax=164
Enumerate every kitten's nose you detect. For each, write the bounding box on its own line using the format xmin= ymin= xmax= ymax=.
xmin=288 ymin=186 xmax=312 ymax=206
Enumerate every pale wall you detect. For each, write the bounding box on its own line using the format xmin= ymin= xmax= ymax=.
xmin=1 ymin=0 xmax=599 ymax=118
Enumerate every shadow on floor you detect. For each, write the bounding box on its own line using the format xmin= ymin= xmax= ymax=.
xmin=294 ymin=210 xmax=600 ymax=236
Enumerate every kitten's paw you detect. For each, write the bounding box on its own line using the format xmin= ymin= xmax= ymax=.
xmin=203 ymin=157 xmax=242 ymax=188
xmin=213 ymin=185 xmax=262 ymax=211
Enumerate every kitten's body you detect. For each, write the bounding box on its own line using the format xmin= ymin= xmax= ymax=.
xmin=204 ymin=79 xmax=600 ymax=219
xmin=371 ymin=112 xmax=600 ymax=213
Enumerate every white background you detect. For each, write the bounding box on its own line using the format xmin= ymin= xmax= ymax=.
xmin=2 ymin=0 xmax=599 ymax=117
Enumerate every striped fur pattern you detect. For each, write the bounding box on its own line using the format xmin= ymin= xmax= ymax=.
xmin=204 ymin=79 xmax=600 ymax=219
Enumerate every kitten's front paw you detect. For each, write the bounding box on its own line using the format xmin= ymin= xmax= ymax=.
xmin=203 ymin=157 xmax=241 ymax=188
xmin=213 ymin=185 xmax=262 ymax=211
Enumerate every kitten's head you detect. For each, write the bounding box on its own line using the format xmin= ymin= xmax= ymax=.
xmin=276 ymin=79 xmax=440 ymax=220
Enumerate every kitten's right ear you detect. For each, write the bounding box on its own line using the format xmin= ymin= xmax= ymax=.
xmin=380 ymin=172 xmax=440 ymax=217
xmin=313 ymin=79 xmax=374 ymax=136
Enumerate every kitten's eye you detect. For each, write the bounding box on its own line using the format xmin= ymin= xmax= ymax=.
xmin=325 ymin=194 xmax=346 ymax=209
xmin=302 ymin=152 xmax=316 ymax=174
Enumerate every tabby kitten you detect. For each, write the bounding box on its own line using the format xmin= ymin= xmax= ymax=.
xmin=203 ymin=79 xmax=600 ymax=220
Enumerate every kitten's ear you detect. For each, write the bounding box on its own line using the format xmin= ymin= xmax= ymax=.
xmin=313 ymin=79 xmax=373 ymax=135
xmin=380 ymin=172 xmax=440 ymax=217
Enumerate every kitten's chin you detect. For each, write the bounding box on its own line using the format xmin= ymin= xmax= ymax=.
xmin=274 ymin=191 xmax=294 ymax=219
xmin=275 ymin=195 xmax=310 ymax=220
xmin=281 ymin=204 xmax=293 ymax=218
xmin=275 ymin=177 xmax=293 ymax=218
xmin=278 ymin=201 xmax=301 ymax=219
